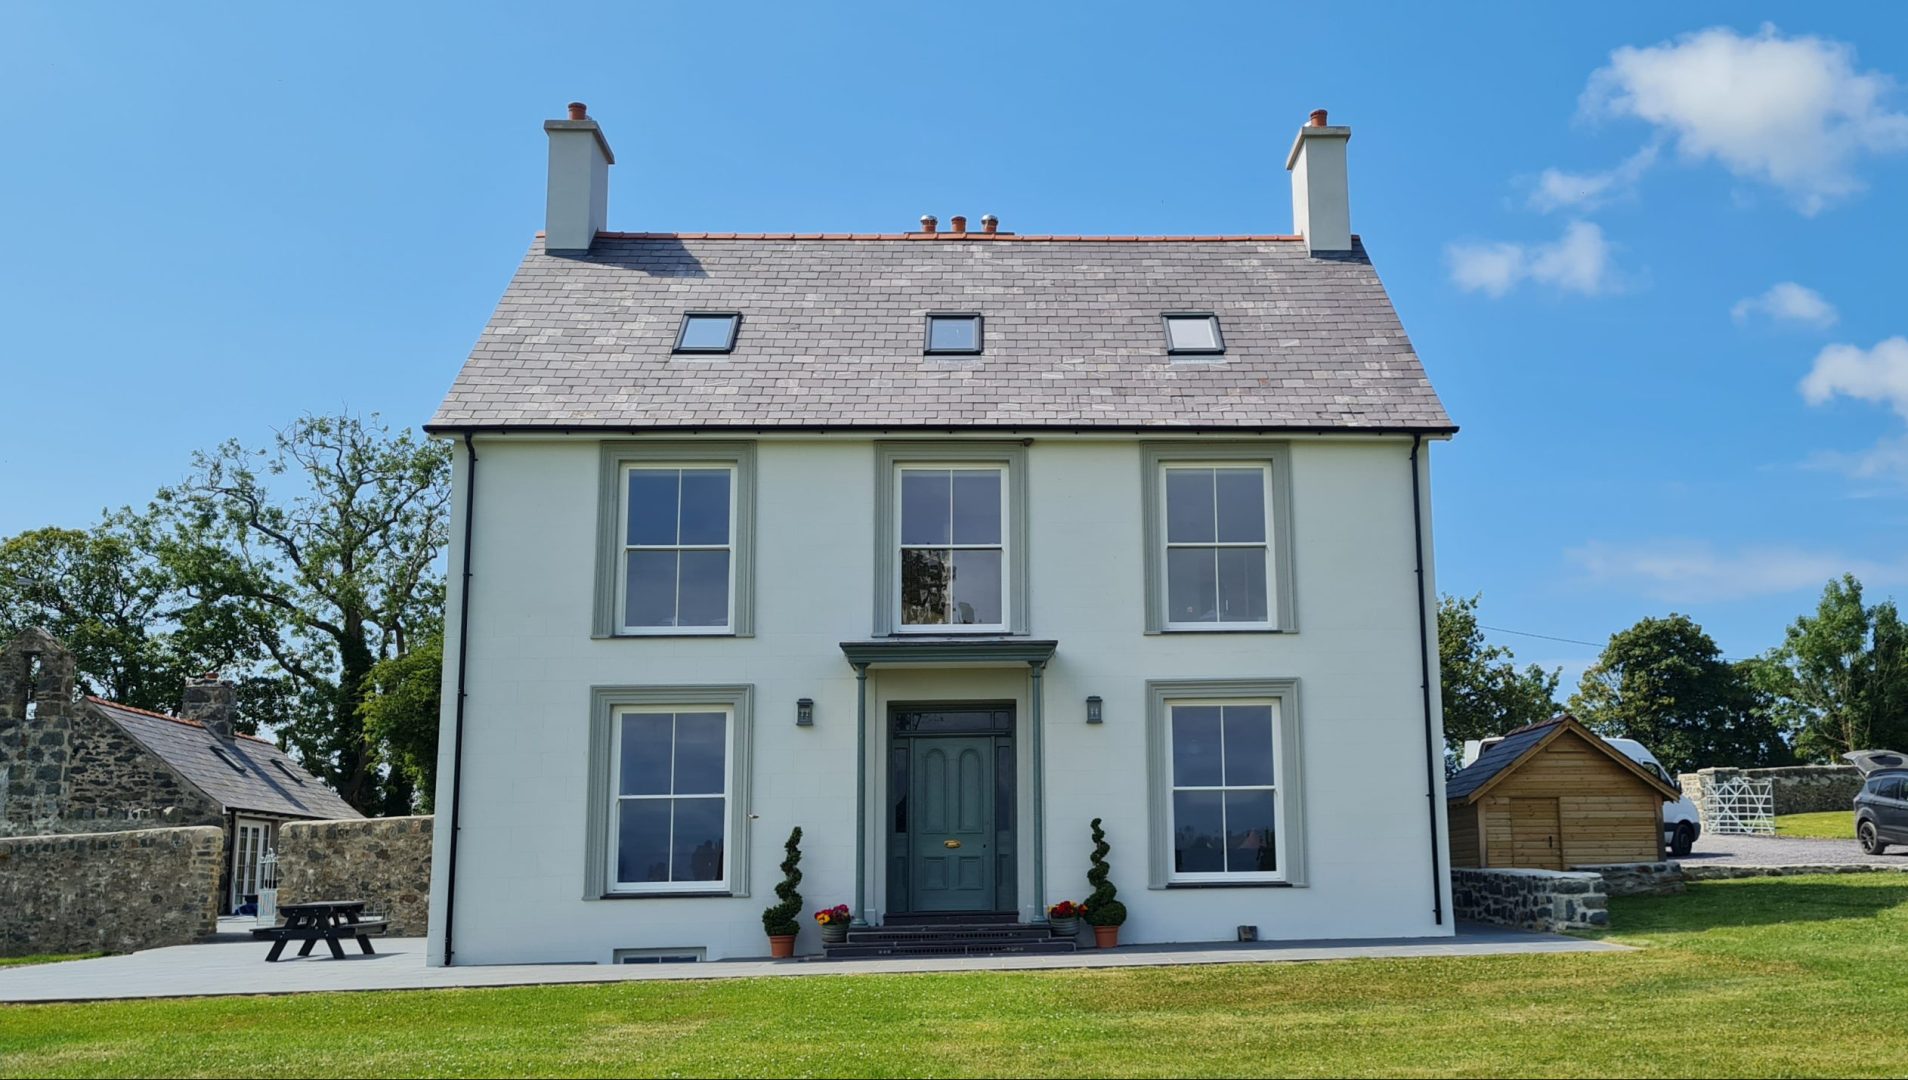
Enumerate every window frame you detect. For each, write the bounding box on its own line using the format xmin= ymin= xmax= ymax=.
xmin=1161 ymin=698 xmax=1287 ymax=884
xmin=584 ymin=684 xmax=754 ymax=900
xmin=1161 ymin=311 xmax=1225 ymax=356
xmin=873 ymin=442 xmax=1028 ymax=636
xmin=893 ymin=463 xmax=1010 ymax=633
xmin=923 ymin=312 xmax=984 ymax=356
xmin=1140 ymin=443 xmax=1295 ymax=634
xmin=1145 ymin=678 xmax=1306 ymax=889
xmin=616 ymin=463 xmax=738 ymax=635
xmin=607 ymin=704 xmax=736 ymax=895
xmin=673 ymin=312 xmax=741 ymax=355
xmin=594 ymin=442 xmax=756 ymax=638
xmin=1157 ymin=462 xmax=1276 ymax=631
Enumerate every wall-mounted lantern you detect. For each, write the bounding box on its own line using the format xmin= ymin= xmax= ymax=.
xmin=796 ymin=698 xmax=815 ymax=727
xmin=1086 ymin=695 xmax=1103 ymax=725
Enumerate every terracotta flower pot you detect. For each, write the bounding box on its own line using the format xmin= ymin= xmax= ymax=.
xmin=1092 ymin=924 xmax=1120 ymax=949
xmin=769 ymin=934 xmax=797 ymax=959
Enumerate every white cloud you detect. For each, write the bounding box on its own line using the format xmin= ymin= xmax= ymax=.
xmin=1803 ymin=435 xmax=1908 ymax=490
xmin=1800 ymin=337 xmax=1908 ymax=417
xmin=1447 ymin=221 xmax=1618 ymax=298
xmin=1731 ymin=282 xmax=1838 ymax=328
xmin=1580 ymin=24 xmax=1908 ymax=215
xmin=1528 ymin=144 xmax=1660 ymax=212
xmin=1568 ymin=540 xmax=1908 ymax=603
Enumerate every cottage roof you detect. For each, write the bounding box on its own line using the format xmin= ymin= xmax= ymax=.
xmin=1445 ymin=716 xmax=1681 ymax=805
xmin=427 ymin=233 xmax=1454 ymax=433
xmin=86 ymin=698 xmax=361 ymax=821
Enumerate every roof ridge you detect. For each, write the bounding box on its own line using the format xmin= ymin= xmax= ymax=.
xmin=577 ymin=231 xmax=1314 ymax=243
xmin=85 ymin=695 xmax=275 ymax=745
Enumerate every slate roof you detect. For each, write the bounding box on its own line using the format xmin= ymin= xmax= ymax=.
xmin=87 ymin=698 xmax=361 ymax=820
xmin=427 ymin=233 xmax=1454 ymax=432
xmin=1444 ymin=719 xmax=1566 ymax=803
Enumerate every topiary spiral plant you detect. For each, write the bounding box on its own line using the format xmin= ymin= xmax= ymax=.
xmin=1083 ymin=817 xmax=1127 ymax=926
xmin=762 ymin=826 xmax=805 ymax=937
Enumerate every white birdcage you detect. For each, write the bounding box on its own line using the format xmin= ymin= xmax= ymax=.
xmin=1702 ymin=775 xmax=1775 ymax=835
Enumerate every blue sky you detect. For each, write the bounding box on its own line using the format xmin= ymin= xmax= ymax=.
xmin=4 ymin=3 xmax=1908 ymax=693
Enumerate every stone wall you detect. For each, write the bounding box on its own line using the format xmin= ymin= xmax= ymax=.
xmin=1678 ymin=765 xmax=1863 ymax=818
xmin=0 ymin=825 xmax=223 ymax=957
xmin=276 ymin=815 xmax=433 ymax=935
xmin=1451 ymin=868 xmax=1609 ymax=932
xmin=1682 ymin=863 xmax=1908 ymax=881
xmin=1572 ymin=861 xmax=1686 ymax=897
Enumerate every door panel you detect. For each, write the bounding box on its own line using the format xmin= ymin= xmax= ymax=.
xmin=1509 ymin=798 xmax=1563 ymax=870
xmin=910 ymin=736 xmax=994 ymax=912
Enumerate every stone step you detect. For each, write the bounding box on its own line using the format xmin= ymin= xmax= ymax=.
xmin=820 ymin=938 xmax=1078 ymax=960
xmin=845 ymin=927 xmax=1057 ymax=946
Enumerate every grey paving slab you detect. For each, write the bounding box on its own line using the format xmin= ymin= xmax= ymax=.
xmin=1686 ymin=832 xmax=1908 ymax=868
xmin=0 ymin=924 xmax=1625 ymax=1004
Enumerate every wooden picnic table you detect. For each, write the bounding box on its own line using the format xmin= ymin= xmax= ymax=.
xmin=252 ymin=899 xmax=389 ymax=962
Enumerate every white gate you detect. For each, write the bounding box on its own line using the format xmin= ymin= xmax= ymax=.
xmin=1702 ymin=776 xmax=1775 ymax=835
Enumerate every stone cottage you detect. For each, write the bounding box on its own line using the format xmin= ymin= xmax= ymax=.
xmin=0 ymin=628 xmax=360 ymax=911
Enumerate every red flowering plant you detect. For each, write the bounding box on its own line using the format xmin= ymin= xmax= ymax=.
xmin=813 ymin=904 xmax=853 ymax=927
xmin=1047 ymin=900 xmax=1086 ymax=919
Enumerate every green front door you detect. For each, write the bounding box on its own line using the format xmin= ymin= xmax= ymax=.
xmin=909 ymin=735 xmax=995 ymax=912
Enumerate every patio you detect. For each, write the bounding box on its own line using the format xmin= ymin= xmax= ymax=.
xmin=0 ymin=922 xmax=1624 ymax=1004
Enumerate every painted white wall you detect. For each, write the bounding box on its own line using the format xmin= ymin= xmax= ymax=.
xmin=1286 ymin=125 xmax=1352 ymax=253
xmin=426 ymin=434 xmax=1451 ymax=965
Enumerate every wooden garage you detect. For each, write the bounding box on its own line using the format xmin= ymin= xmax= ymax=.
xmin=1446 ymin=716 xmax=1680 ymax=869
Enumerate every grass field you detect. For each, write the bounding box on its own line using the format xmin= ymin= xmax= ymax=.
xmin=0 ymin=954 xmax=102 ymax=970
xmin=5 ymin=875 xmax=1908 ymax=1078
xmin=1776 ymin=811 xmax=1855 ymax=839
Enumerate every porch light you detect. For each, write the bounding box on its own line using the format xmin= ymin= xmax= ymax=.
xmin=1086 ymin=695 xmax=1103 ymax=725
xmin=796 ymin=698 xmax=815 ymax=727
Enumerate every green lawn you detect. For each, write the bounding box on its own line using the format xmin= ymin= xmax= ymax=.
xmin=6 ymin=875 xmax=1908 ymax=1078
xmin=0 ymin=954 xmax=102 ymax=969
xmin=1776 ymin=811 xmax=1856 ymax=839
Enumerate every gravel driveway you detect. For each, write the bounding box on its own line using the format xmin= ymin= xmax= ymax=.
xmin=1684 ymin=831 xmax=1908 ymax=868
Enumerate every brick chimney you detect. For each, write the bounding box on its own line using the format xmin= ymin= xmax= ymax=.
xmin=180 ymin=676 xmax=238 ymax=741
xmin=544 ymin=101 xmax=615 ymax=252
xmin=1285 ymin=108 xmax=1352 ymax=254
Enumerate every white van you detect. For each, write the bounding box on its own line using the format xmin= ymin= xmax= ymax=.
xmin=1462 ymin=735 xmax=1703 ymax=856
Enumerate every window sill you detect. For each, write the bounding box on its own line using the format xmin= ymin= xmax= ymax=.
xmin=593 ymin=630 xmax=750 ymax=640
xmin=595 ymin=890 xmax=735 ymax=900
xmin=1157 ymin=881 xmax=1299 ymax=890
xmin=1151 ymin=626 xmax=1291 ymax=635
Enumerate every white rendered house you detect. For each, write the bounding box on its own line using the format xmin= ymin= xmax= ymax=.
xmin=424 ymin=104 xmax=1457 ymax=965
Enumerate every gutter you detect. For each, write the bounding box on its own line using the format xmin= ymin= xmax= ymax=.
xmin=423 ymin=422 xmax=1461 ymax=439
xmin=1410 ymin=435 xmax=1445 ymax=926
xmin=442 ymin=433 xmax=479 ymax=965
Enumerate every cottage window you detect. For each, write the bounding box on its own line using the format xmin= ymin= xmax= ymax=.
xmin=593 ymin=441 xmax=756 ymax=639
xmin=584 ymin=684 xmax=755 ymax=900
xmin=1144 ymin=679 xmax=1306 ymax=888
xmin=1140 ymin=444 xmax=1294 ymax=634
xmin=610 ymin=707 xmax=733 ymax=892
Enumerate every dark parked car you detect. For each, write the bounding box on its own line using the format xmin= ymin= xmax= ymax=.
xmin=1846 ymin=750 xmax=1908 ymax=855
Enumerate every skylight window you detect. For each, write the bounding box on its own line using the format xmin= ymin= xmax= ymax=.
xmin=272 ymin=759 xmax=306 ymax=785
xmin=209 ymin=745 xmax=247 ymax=773
xmin=674 ymin=312 xmax=741 ymax=354
xmin=924 ymin=313 xmax=983 ymax=355
xmin=1163 ymin=312 xmax=1225 ymax=355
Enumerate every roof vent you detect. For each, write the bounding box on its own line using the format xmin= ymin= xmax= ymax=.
xmin=981 ymin=214 xmax=998 ymax=234
xmin=918 ymin=214 xmax=937 ymax=234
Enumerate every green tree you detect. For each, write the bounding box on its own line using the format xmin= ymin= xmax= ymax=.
xmin=0 ymin=521 xmax=197 ymax=713
xmin=359 ymin=635 xmax=443 ymax=811
xmin=1758 ymin=574 xmax=1908 ymax=760
xmin=145 ymin=413 xmax=450 ymax=815
xmin=1438 ymin=594 xmax=1561 ymax=751
xmin=1569 ymin=614 xmax=1790 ymax=773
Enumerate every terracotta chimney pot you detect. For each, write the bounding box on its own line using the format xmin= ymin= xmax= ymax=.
xmin=1308 ymin=108 xmax=1328 ymax=127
